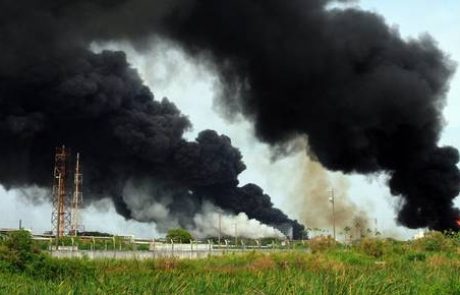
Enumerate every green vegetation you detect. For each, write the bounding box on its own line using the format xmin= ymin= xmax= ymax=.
xmin=166 ymin=228 xmax=193 ymax=243
xmin=0 ymin=230 xmax=460 ymax=294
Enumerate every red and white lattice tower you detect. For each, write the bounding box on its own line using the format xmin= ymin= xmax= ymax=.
xmin=51 ymin=145 xmax=71 ymax=239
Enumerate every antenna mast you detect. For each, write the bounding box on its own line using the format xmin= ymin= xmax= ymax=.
xmin=70 ymin=153 xmax=83 ymax=236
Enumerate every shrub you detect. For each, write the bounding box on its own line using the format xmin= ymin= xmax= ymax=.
xmin=26 ymin=256 xmax=96 ymax=281
xmin=166 ymin=228 xmax=193 ymax=243
xmin=412 ymin=231 xmax=455 ymax=252
xmin=0 ymin=230 xmax=38 ymax=270
xmin=382 ymin=238 xmax=408 ymax=255
xmin=406 ymin=252 xmax=426 ymax=262
xmin=308 ymin=236 xmax=337 ymax=253
xmin=356 ymin=238 xmax=384 ymax=258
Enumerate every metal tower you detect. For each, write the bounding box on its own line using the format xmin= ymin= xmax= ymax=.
xmin=51 ymin=145 xmax=71 ymax=239
xmin=70 ymin=153 xmax=83 ymax=236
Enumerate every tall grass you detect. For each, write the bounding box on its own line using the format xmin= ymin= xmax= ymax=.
xmin=0 ymin=231 xmax=459 ymax=294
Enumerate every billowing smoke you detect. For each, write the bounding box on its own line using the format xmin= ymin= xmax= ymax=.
xmin=191 ymin=202 xmax=285 ymax=239
xmin=1 ymin=0 xmax=459 ymax=233
xmin=0 ymin=0 xmax=303 ymax=238
xmin=287 ymin=145 xmax=370 ymax=233
xmin=122 ymin=182 xmax=284 ymax=238
xmin=161 ymin=0 xmax=460 ymax=231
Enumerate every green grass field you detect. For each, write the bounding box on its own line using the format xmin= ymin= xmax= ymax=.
xmin=1 ymin=231 xmax=459 ymax=294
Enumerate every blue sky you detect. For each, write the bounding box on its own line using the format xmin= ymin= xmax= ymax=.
xmin=0 ymin=1 xmax=459 ymax=239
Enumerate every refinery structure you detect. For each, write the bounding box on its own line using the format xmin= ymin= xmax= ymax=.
xmin=6 ymin=146 xmax=300 ymax=259
xmin=0 ymin=146 xmax=402 ymax=259
xmin=47 ymin=146 xmax=297 ymax=242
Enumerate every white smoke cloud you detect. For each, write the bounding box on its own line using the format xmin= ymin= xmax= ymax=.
xmin=122 ymin=180 xmax=180 ymax=233
xmin=122 ymin=180 xmax=285 ymax=239
xmin=191 ymin=202 xmax=285 ymax=239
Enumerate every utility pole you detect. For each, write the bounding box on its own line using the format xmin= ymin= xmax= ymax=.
xmin=218 ymin=213 xmax=222 ymax=245
xmin=329 ymin=189 xmax=336 ymax=241
xmin=374 ymin=218 xmax=378 ymax=236
xmin=234 ymin=223 xmax=238 ymax=247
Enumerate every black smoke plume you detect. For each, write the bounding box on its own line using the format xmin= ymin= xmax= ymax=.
xmin=1 ymin=0 xmax=459 ymax=232
xmin=0 ymin=1 xmax=302 ymax=237
xmin=162 ymin=0 xmax=460 ymax=230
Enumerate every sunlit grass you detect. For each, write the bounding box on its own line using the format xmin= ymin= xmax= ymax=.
xmin=1 ymin=231 xmax=460 ymax=294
